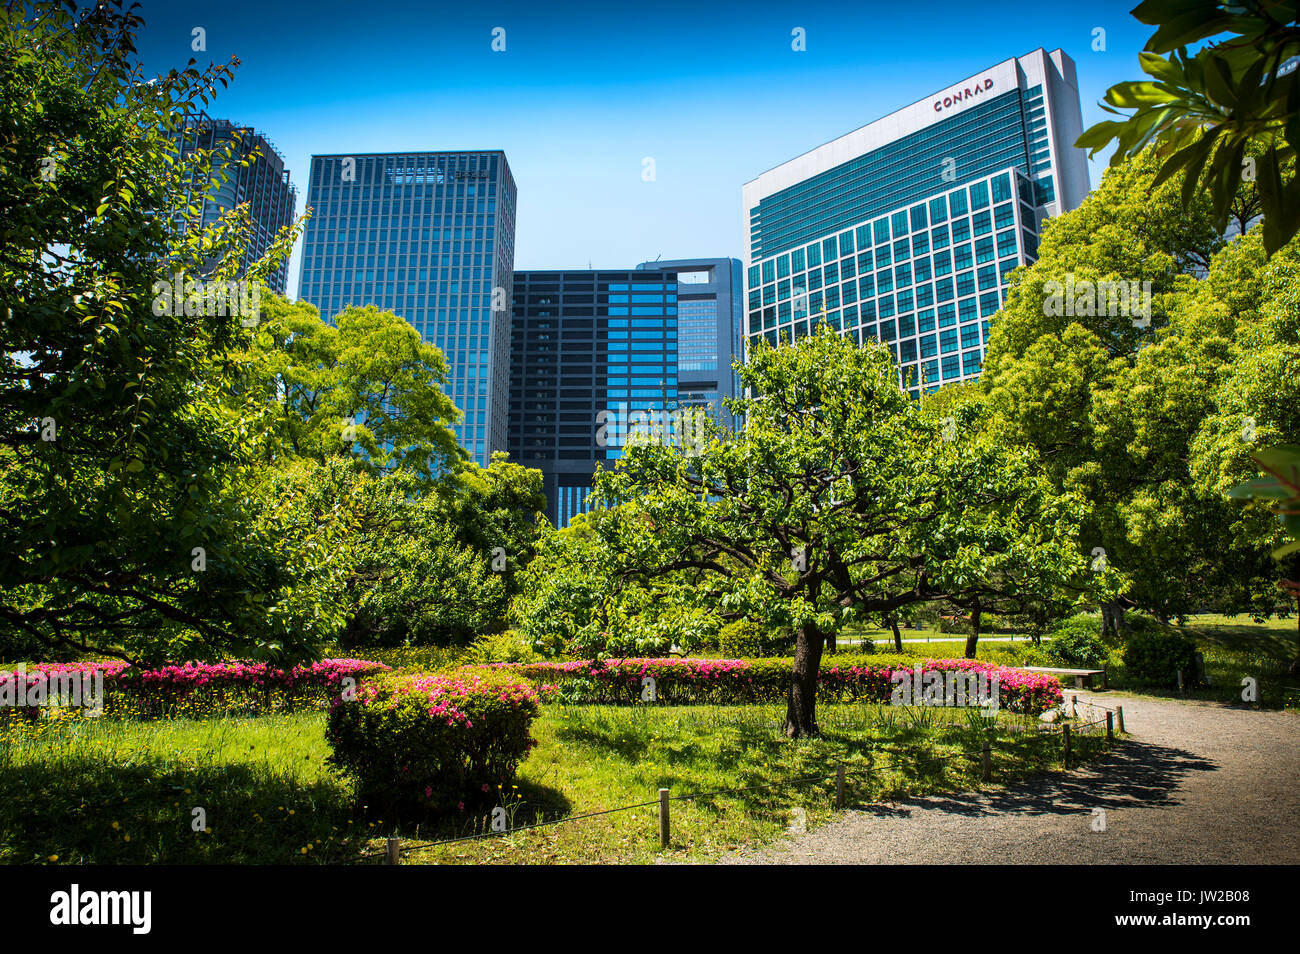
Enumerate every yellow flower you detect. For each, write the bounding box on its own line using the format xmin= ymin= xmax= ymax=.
xmin=47 ymin=855 xmax=58 ymax=863
xmin=111 ymin=821 xmax=119 ymax=830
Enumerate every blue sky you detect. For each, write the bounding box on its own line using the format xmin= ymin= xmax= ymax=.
xmin=130 ymin=0 xmax=1156 ymax=298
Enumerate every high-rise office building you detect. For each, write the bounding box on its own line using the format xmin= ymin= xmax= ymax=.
xmin=174 ymin=113 xmax=297 ymax=294
xmin=297 ymin=151 xmax=517 ymax=466
xmin=635 ymin=258 xmax=743 ymax=426
xmin=509 ymin=269 xmax=678 ymax=527
xmin=742 ymin=48 xmax=1089 ymax=396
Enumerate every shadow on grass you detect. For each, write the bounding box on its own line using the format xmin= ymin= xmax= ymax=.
xmin=0 ymin=758 xmax=369 ymax=864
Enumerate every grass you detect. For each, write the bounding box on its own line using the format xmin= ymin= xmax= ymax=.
xmin=0 ymin=700 xmax=1108 ymax=865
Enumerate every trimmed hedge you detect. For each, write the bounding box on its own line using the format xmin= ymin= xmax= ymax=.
xmin=325 ymin=670 xmax=541 ymax=813
xmin=1122 ymin=627 xmax=1200 ymax=686
xmin=0 ymin=658 xmax=389 ymax=719
xmin=468 ymin=654 xmax=1063 ymax=715
xmin=1047 ymin=614 xmax=1110 ymax=667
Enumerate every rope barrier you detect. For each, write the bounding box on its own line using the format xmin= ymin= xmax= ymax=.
xmin=370 ymin=707 xmax=1121 ymax=860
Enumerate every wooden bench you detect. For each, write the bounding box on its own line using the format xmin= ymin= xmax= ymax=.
xmin=1023 ymin=666 xmax=1107 ymax=690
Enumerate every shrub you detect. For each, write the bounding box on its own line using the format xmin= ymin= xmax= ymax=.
xmin=717 ymin=619 xmax=796 ymax=658
xmin=325 ymin=670 xmax=541 ymax=814
xmin=467 ymin=654 xmax=1062 ymax=714
xmin=984 ymin=643 xmax=1054 ymax=668
xmin=0 ymin=658 xmax=389 ymax=720
xmin=467 ymin=631 xmax=543 ymax=666
xmin=1122 ymin=627 xmax=1200 ymax=686
xmin=1047 ymin=614 xmax=1110 ymax=668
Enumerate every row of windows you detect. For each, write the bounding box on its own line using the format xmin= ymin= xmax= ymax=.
xmin=749 ymin=92 xmax=1034 ymax=258
xmin=750 ymin=173 xmax=1022 ymax=288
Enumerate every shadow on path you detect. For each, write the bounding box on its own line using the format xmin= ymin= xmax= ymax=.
xmin=859 ymin=739 xmax=1214 ymax=820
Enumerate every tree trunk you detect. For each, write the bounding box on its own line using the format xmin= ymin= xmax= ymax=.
xmin=888 ymin=614 xmax=903 ymax=652
xmin=964 ymin=601 xmax=982 ymax=659
xmin=1291 ymin=612 xmax=1300 ymax=679
xmin=1100 ymin=600 xmax=1128 ymax=638
xmin=824 ymin=628 xmax=836 ymax=655
xmin=784 ymin=620 xmax=824 ymax=738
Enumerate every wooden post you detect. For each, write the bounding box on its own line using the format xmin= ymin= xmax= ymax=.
xmin=1070 ymin=694 xmax=1078 ymax=719
xmin=658 ymin=788 xmax=670 ymax=849
xmin=835 ymin=764 xmax=845 ymax=810
xmin=1116 ymin=705 xmax=1125 ymax=734
xmin=385 ymin=836 xmax=400 ymax=865
xmin=1177 ymin=668 xmax=1184 ymax=692
xmin=1106 ymin=711 xmax=1114 ymax=741
xmin=981 ymin=740 xmax=991 ymax=781
xmin=1062 ymin=724 xmax=1072 ymax=767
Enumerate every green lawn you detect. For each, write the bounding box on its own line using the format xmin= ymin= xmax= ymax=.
xmin=0 ymin=701 xmax=1107 ymax=865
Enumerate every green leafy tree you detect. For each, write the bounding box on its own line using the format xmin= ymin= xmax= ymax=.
xmin=0 ymin=1 xmax=324 ymax=664
xmin=240 ymin=293 xmax=463 ymax=480
xmin=1076 ymin=0 xmax=1299 ymax=254
xmin=982 ymin=151 xmax=1293 ymax=628
xmin=431 ymin=452 xmax=546 ymax=602
xmin=581 ymin=326 xmax=1096 ymax=737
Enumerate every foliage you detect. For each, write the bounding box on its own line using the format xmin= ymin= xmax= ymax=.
xmin=1076 ymin=0 xmax=1299 ymax=254
xmin=0 ymin=1 xmax=329 ymax=665
xmin=717 ymin=619 xmax=797 ymax=658
xmin=466 ymin=631 xmax=544 ymax=666
xmin=325 ymin=670 xmax=540 ymax=814
xmin=238 ymin=294 xmax=463 ymax=481
xmin=429 ymin=453 xmax=546 ymax=600
xmin=469 ymin=655 xmax=1063 ymax=714
xmin=983 ymin=151 xmax=1299 ymax=624
xmin=1122 ymin=626 xmax=1202 ymax=685
xmin=0 ymin=658 xmax=387 ymax=721
xmin=572 ymin=325 xmax=1099 ymax=736
xmin=1045 ymin=615 xmax=1111 ymax=667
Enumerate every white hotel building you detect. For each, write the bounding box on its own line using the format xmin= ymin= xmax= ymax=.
xmin=742 ymin=48 xmax=1091 ymax=395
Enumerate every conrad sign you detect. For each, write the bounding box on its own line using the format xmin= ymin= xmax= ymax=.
xmin=934 ymin=77 xmax=994 ymax=112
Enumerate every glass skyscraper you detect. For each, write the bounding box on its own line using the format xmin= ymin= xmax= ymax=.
xmin=509 ymin=269 xmax=678 ymax=527
xmin=175 ymin=113 xmax=297 ymax=294
xmin=635 ymin=258 xmax=743 ymax=427
xmin=742 ymin=48 xmax=1089 ymax=397
xmin=297 ymin=151 xmax=517 ymax=466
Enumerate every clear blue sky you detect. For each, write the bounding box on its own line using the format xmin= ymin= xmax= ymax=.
xmin=130 ymin=0 xmax=1155 ymax=299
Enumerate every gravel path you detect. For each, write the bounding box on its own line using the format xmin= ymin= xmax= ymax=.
xmin=722 ymin=694 xmax=1300 ymax=864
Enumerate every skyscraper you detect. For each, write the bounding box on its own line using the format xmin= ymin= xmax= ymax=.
xmin=297 ymin=151 xmax=517 ymax=466
xmin=174 ymin=113 xmax=297 ymax=295
xmin=509 ymin=269 xmax=678 ymax=527
xmin=635 ymin=258 xmax=743 ymax=427
xmin=741 ymin=48 xmax=1089 ymax=397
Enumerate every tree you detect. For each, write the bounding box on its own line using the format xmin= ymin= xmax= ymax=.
xmin=239 ymin=293 xmax=463 ymax=481
xmin=583 ymin=326 xmax=1095 ymax=737
xmin=981 ymin=150 xmax=1293 ymax=627
xmin=0 ymin=1 xmax=324 ymax=664
xmin=431 ymin=452 xmax=546 ymax=603
xmin=1076 ymin=0 xmax=1299 ymax=254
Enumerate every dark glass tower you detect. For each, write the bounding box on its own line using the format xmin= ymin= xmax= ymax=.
xmin=297 ymin=151 xmax=517 ymax=466
xmin=509 ymin=270 xmax=678 ymax=527
xmin=174 ymin=113 xmax=297 ymax=294
xmin=636 ymin=258 xmax=743 ymax=427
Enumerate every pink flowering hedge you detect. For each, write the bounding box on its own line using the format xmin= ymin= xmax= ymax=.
xmin=467 ymin=653 xmax=1063 ymax=715
xmin=325 ymin=670 xmax=541 ymax=813
xmin=0 ymin=658 xmax=389 ymax=719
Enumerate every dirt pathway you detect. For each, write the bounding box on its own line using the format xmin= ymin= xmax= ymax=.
xmin=723 ymin=694 xmax=1300 ymax=864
